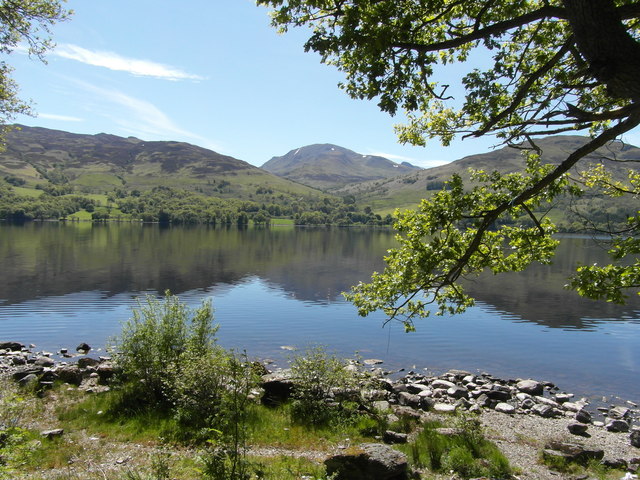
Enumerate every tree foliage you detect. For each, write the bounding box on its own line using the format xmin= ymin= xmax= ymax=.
xmin=0 ymin=0 xmax=70 ymax=132
xmin=258 ymin=0 xmax=640 ymax=328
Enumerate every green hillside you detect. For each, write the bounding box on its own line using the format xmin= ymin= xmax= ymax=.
xmin=336 ymin=136 xmax=639 ymax=219
xmin=0 ymin=125 xmax=321 ymax=200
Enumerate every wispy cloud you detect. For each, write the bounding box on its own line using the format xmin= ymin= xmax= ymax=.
xmin=52 ymin=44 xmax=204 ymax=81
xmin=368 ymin=150 xmax=450 ymax=168
xmin=37 ymin=113 xmax=84 ymax=122
xmin=75 ymin=82 xmax=221 ymax=151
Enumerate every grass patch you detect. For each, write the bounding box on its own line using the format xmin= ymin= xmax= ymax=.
xmin=13 ymin=186 xmax=44 ymax=198
xmin=400 ymin=415 xmax=512 ymax=479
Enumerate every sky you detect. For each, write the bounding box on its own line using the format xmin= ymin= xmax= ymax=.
xmin=8 ymin=0 xmax=523 ymax=168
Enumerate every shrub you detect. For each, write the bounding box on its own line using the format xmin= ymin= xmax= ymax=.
xmin=112 ymin=291 xmax=218 ymax=407
xmin=289 ymin=346 xmax=360 ymax=427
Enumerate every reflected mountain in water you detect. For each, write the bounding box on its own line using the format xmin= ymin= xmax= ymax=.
xmin=1 ymin=223 xmax=637 ymax=330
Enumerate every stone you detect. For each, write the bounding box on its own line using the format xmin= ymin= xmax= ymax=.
xmin=433 ymin=403 xmax=456 ymax=413
xmin=447 ymin=385 xmax=469 ymax=399
xmin=567 ymin=422 xmax=589 ymax=436
xmin=631 ymin=430 xmax=640 ymax=448
xmin=532 ymin=404 xmax=556 ymax=418
xmin=76 ymin=342 xmax=91 ymax=352
xmin=77 ymin=357 xmax=99 ymax=369
xmin=406 ymin=383 xmax=430 ymax=394
xmin=373 ymin=400 xmax=390 ymax=412
xmin=606 ymin=419 xmax=630 ymax=433
xmin=486 ymin=389 xmax=511 ymax=402
xmin=40 ymin=429 xmax=64 ymax=439
xmin=544 ymin=441 xmax=604 ymax=465
xmin=602 ymin=457 xmax=628 ymax=469
xmin=382 ymin=430 xmax=408 ymax=444
xmin=17 ymin=373 xmax=38 ymax=387
xmin=34 ymin=356 xmax=55 ymax=367
xmin=324 ymin=443 xmax=408 ymax=480
xmin=562 ymin=402 xmax=583 ymax=412
xmin=261 ymin=370 xmax=294 ymax=406
xmin=397 ymin=392 xmax=421 ymax=409
xmin=494 ymin=402 xmax=516 ymax=414
xmin=520 ymin=398 xmax=536 ymax=410
xmin=573 ymin=409 xmax=591 ymax=424
xmin=55 ymin=365 xmax=83 ymax=386
xmin=608 ymin=406 xmax=631 ymax=419
xmin=0 ymin=341 xmax=24 ymax=352
xmin=516 ymin=379 xmax=544 ymax=396
xmin=431 ymin=379 xmax=456 ymax=390
xmin=364 ymin=359 xmax=384 ymax=366
xmin=12 ymin=366 xmax=43 ymax=382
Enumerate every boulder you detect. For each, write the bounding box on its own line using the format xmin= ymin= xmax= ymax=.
xmin=575 ymin=409 xmax=592 ymax=424
xmin=40 ymin=429 xmax=64 ymax=439
xmin=382 ymin=430 xmax=408 ymax=444
xmin=532 ymin=404 xmax=556 ymax=418
xmin=567 ymin=422 xmax=589 ymax=436
xmin=606 ymin=419 xmax=630 ymax=433
xmin=630 ymin=430 xmax=640 ymax=448
xmin=447 ymin=385 xmax=469 ymax=399
xmin=76 ymin=342 xmax=91 ymax=352
xmin=494 ymin=402 xmax=516 ymax=414
xmin=0 ymin=341 xmax=24 ymax=352
xmin=55 ymin=365 xmax=84 ymax=386
xmin=261 ymin=370 xmax=294 ymax=406
xmin=324 ymin=443 xmax=408 ymax=480
xmin=516 ymin=379 xmax=544 ymax=396
xmin=543 ymin=441 xmax=604 ymax=465
xmin=77 ymin=357 xmax=99 ymax=369
xmin=397 ymin=392 xmax=421 ymax=409
xmin=34 ymin=356 xmax=55 ymax=367
xmin=608 ymin=406 xmax=631 ymax=419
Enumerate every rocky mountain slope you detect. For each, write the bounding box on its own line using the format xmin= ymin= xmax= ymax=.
xmin=262 ymin=143 xmax=420 ymax=190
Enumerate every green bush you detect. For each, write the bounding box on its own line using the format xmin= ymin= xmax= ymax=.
xmin=112 ymin=291 xmax=219 ymax=407
xmin=289 ymin=346 xmax=361 ymax=427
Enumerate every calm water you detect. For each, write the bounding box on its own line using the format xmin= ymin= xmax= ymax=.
xmin=1 ymin=223 xmax=639 ymax=404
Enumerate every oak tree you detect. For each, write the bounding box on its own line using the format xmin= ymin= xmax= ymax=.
xmin=258 ymin=0 xmax=640 ymax=329
xmin=0 ymin=0 xmax=70 ymax=134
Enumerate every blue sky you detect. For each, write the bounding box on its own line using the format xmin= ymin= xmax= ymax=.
xmin=10 ymin=0 xmax=510 ymax=168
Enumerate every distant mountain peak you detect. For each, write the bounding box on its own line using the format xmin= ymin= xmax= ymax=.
xmin=261 ymin=143 xmax=421 ymax=190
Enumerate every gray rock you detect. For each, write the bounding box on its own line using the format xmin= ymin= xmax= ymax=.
xmin=382 ymin=430 xmax=408 ymax=444
xmin=606 ymin=419 xmax=630 ymax=433
xmin=18 ymin=373 xmax=38 ymax=387
xmin=567 ymin=423 xmax=589 ymax=436
xmin=543 ymin=441 xmax=604 ymax=465
xmin=446 ymin=385 xmax=469 ymax=399
xmin=494 ymin=402 xmax=516 ymax=414
xmin=77 ymin=357 xmax=100 ymax=369
xmin=76 ymin=342 xmax=91 ymax=352
xmin=431 ymin=379 xmax=456 ymax=390
xmin=602 ymin=457 xmax=628 ymax=469
xmin=630 ymin=430 xmax=640 ymax=448
xmin=433 ymin=403 xmax=456 ymax=413
xmin=516 ymin=379 xmax=544 ymax=396
xmin=55 ymin=365 xmax=84 ymax=386
xmin=486 ymin=388 xmax=511 ymax=402
xmin=40 ymin=428 xmax=64 ymax=439
xmin=325 ymin=443 xmax=408 ymax=480
xmin=261 ymin=370 xmax=294 ymax=406
xmin=532 ymin=404 xmax=556 ymax=418
xmin=397 ymin=391 xmax=421 ymax=409
xmin=575 ymin=409 xmax=592 ymax=424
xmin=34 ymin=356 xmax=55 ymax=367
xmin=0 ymin=341 xmax=24 ymax=352
xmin=608 ymin=406 xmax=631 ymax=419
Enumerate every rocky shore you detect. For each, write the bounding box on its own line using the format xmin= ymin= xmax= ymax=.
xmin=2 ymin=341 xmax=639 ymax=480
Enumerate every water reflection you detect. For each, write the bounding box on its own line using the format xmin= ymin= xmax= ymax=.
xmin=1 ymin=223 xmax=637 ymax=330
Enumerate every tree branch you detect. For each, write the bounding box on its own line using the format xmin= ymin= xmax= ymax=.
xmin=391 ymin=5 xmax=566 ymax=53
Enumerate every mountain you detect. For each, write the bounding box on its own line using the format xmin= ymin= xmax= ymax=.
xmin=336 ymin=135 xmax=640 ymax=212
xmin=261 ymin=143 xmax=421 ymax=190
xmin=0 ymin=125 xmax=321 ymax=199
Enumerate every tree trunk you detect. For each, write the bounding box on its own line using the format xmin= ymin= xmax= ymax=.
xmin=563 ymin=0 xmax=640 ymax=102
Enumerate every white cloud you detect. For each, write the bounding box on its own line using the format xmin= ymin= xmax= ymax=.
xmin=367 ymin=150 xmax=450 ymax=169
xmin=37 ymin=113 xmax=84 ymax=122
xmin=52 ymin=44 xmax=204 ymax=81
xmin=75 ymin=82 xmax=222 ymax=151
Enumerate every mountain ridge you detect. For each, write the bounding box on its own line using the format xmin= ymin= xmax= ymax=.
xmin=262 ymin=143 xmax=421 ymax=190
